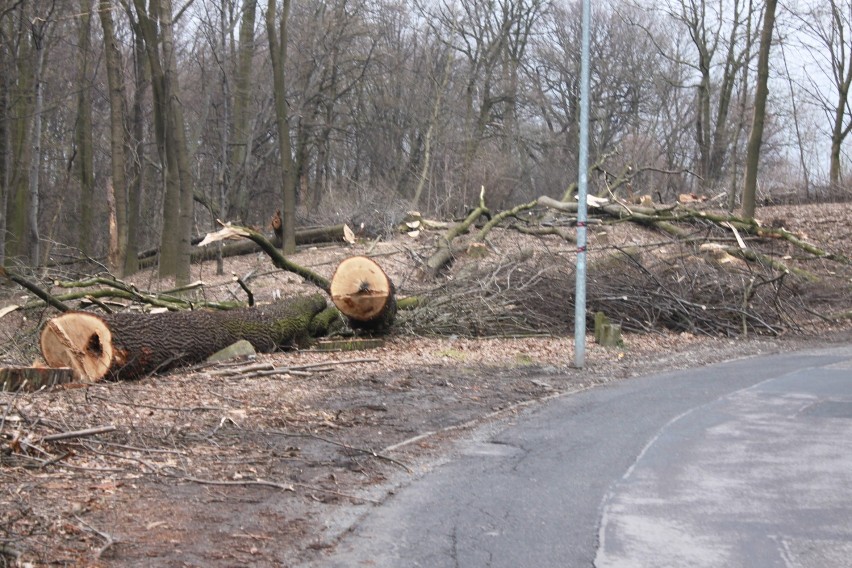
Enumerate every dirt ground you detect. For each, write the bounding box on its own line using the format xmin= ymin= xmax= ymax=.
xmin=2 ymin=201 xmax=852 ymax=567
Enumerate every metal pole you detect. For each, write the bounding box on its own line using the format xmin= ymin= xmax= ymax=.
xmin=574 ymin=0 xmax=591 ymax=368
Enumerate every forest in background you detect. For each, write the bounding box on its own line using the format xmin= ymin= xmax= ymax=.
xmin=0 ymin=0 xmax=849 ymax=284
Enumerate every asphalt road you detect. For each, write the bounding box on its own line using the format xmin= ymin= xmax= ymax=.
xmin=315 ymin=345 xmax=852 ymax=568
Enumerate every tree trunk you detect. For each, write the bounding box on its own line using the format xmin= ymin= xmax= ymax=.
xmin=161 ymin=0 xmax=193 ymax=285
xmin=742 ymin=0 xmax=777 ymax=219
xmin=266 ymin=0 xmax=297 ymax=255
xmin=0 ymin=27 xmax=9 ymax=266
xmin=412 ymin=47 xmax=451 ymax=209
xmin=132 ymin=0 xmax=192 ymax=283
xmin=4 ymin=10 xmax=33 ymax=262
xmin=425 ymin=188 xmax=489 ymax=275
xmin=138 ymin=224 xmax=352 ymax=269
xmin=98 ymin=0 xmax=130 ymax=274
xmin=76 ymin=0 xmax=95 ymax=257
xmin=27 ymin=13 xmax=49 ymax=267
xmin=330 ymin=256 xmax=397 ymax=332
xmin=39 ymin=294 xmax=329 ymax=382
xmin=228 ymin=0 xmax=257 ymax=223
xmin=124 ymin=16 xmax=147 ymax=276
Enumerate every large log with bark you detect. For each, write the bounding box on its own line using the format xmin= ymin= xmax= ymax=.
xmin=39 ymin=294 xmax=328 ymax=382
xmin=330 ymin=256 xmax=397 ymax=332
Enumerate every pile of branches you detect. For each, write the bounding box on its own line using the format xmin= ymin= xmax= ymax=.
xmin=588 ymin=245 xmax=803 ymax=336
xmin=398 ymin=250 xmax=573 ymax=337
xmin=400 ymin=238 xmax=828 ymax=338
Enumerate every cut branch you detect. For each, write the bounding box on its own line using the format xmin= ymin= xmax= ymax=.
xmin=426 ymin=186 xmax=490 ymax=275
xmin=1 ymin=267 xmax=70 ymax=312
xmin=200 ymin=222 xmax=331 ymax=292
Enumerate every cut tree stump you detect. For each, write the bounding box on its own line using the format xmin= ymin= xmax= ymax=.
xmin=39 ymin=294 xmax=328 ymax=382
xmin=594 ymin=311 xmax=622 ymax=346
xmin=330 ymin=256 xmax=397 ymax=332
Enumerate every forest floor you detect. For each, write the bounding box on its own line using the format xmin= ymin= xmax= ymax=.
xmin=1 ymin=200 xmax=852 ymax=567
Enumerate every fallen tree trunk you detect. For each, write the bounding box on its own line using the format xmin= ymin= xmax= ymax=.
xmin=138 ymin=224 xmax=353 ymax=270
xmin=39 ymin=294 xmax=329 ymax=382
xmin=537 ymin=195 xmax=689 ymax=238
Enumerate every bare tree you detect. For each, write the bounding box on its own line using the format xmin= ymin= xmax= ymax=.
xmin=0 ymin=1 xmax=24 ymax=265
xmin=0 ymin=0 xmax=835 ymax=276
xmin=796 ymin=0 xmax=852 ymax=190
xmin=229 ymin=0 xmax=257 ymax=223
xmin=742 ymin=0 xmax=778 ymax=218
xmin=26 ymin=0 xmax=56 ymax=266
xmin=98 ymin=0 xmax=132 ymax=274
xmin=131 ymin=0 xmax=194 ymax=283
xmin=76 ymin=0 xmax=95 ymax=257
xmin=629 ymin=0 xmax=758 ymax=191
xmin=424 ymin=0 xmax=546 ymax=205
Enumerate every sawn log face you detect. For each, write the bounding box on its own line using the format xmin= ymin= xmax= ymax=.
xmin=330 ymin=256 xmax=397 ymax=332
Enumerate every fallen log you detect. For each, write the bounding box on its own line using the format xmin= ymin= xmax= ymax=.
xmin=0 ymin=366 xmax=75 ymax=392
xmin=330 ymin=256 xmax=397 ymax=332
xmin=138 ymin=224 xmax=354 ymax=270
xmin=39 ymin=294 xmax=329 ymax=382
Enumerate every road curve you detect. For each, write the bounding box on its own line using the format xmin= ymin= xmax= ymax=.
xmin=312 ymin=345 xmax=852 ymax=568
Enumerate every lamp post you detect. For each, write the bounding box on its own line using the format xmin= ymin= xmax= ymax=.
xmin=574 ymin=0 xmax=591 ymax=368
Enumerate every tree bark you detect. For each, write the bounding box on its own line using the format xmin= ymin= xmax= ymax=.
xmin=98 ymin=0 xmax=130 ymax=274
xmin=40 ymin=294 xmax=329 ymax=382
xmin=76 ymin=0 xmax=95 ymax=257
xmin=228 ymin=0 xmax=257 ymax=223
xmin=741 ymin=0 xmax=777 ymax=219
xmin=266 ymin=0 xmax=297 ymax=255
xmin=27 ymin=9 xmax=51 ymax=267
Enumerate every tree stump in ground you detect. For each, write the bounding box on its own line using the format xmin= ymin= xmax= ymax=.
xmin=39 ymin=294 xmax=328 ymax=382
xmin=330 ymin=256 xmax=397 ymax=333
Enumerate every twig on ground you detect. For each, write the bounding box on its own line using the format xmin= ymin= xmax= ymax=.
xmin=0 ymin=542 xmax=23 ymax=563
xmin=42 ymin=425 xmax=116 ymax=442
xmin=174 ymin=474 xmax=294 ymax=492
xmin=74 ymin=515 xmax=118 ymax=560
xmin=303 ymin=430 xmax=413 ymax=473
xmin=86 ymin=394 xmax=225 ymax=413
xmin=208 ymin=357 xmax=379 ymax=380
xmin=292 ymin=482 xmax=382 ymax=505
xmin=38 ymin=451 xmax=73 ymax=469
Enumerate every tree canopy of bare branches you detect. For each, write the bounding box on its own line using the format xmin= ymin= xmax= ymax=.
xmin=0 ymin=0 xmax=848 ymax=274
